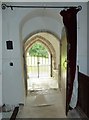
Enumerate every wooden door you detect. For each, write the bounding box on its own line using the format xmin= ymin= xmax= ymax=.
xmin=60 ymin=8 xmax=80 ymax=115
xmin=60 ymin=27 xmax=68 ymax=115
xmin=23 ymin=46 xmax=28 ymax=96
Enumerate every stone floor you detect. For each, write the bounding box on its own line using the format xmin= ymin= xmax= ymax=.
xmin=17 ymin=89 xmax=66 ymax=118
xmin=27 ymin=77 xmax=58 ymax=91
xmin=17 ymin=77 xmax=81 ymax=118
xmin=17 ymin=89 xmax=81 ymax=118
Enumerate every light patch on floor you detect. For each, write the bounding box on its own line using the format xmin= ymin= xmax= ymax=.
xmin=17 ymin=89 xmax=66 ymax=118
xmin=27 ymin=77 xmax=58 ymax=91
xmin=32 ymin=94 xmax=53 ymax=107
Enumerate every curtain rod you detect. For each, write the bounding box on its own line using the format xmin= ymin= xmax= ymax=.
xmin=2 ymin=4 xmax=82 ymax=10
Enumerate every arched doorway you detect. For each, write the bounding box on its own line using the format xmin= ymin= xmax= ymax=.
xmin=24 ymin=31 xmax=60 ymax=92
xmin=26 ymin=42 xmax=51 ymax=78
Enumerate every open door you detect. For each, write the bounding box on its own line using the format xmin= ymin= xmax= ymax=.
xmin=23 ymin=48 xmax=28 ymax=96
xmin=60 ymin=7 xmax=81 ymax=115
xmin=60 ymin=27 xmax=68 ymax=115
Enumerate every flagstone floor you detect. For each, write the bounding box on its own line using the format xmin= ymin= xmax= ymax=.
xmin=27 ymin=77 xmax=59 ymax=91
xmin=17 ymin=89 xmax=81 ymax=118
xmin=17 ymin=89 xmax=66 ymax=118
xmin=17 ymin=77 xmax=81 ymax=118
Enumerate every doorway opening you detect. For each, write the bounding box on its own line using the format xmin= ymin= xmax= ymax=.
xmin=24 ymin=32 xmax=60 ymax=93
xmin=26 ymin=42 xmax=51 ymax=78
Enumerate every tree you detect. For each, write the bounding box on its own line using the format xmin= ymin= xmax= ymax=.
xmin=29 ymin=42 xmax=48 ymax=58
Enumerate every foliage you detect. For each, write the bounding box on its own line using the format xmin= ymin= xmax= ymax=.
xmin=29 ymin=42 xmax=48 ymax=58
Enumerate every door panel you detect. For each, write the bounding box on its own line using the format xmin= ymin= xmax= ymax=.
xmin=23 ymin=53 xmax=28 ymax=96
xmin=61 ymin=27 xmax=67 ymax=114
xmin=60 ymin=8 xmax=79 ymax=115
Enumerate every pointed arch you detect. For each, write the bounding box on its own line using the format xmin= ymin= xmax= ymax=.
xmin=24 ymin=35 xmax=56 ymax=69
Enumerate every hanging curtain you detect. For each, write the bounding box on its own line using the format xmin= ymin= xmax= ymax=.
xmin=60 ymin=7 xmax=80 ymax=112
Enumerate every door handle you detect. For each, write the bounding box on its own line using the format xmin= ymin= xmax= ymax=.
xmin=63 ymin=59 xmax=68 ymax=69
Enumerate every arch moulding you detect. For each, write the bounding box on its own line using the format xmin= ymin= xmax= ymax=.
xmin=24 ymin=35 xmax=56 ymax=69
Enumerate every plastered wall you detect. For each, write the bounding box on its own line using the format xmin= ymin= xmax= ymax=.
xmin=2 ymin=2 xmax=88 ymax=106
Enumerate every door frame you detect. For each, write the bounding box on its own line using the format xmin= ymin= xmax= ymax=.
xmin=23 ymin=31 xmax=58 ymax=95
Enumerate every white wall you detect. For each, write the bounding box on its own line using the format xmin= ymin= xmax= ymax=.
xmin=87 ymin=2 xmax=89 ymax=76
xmin=2 ymin=2 xmax=88 ymax=106
xmin=0 ymin=1 xmax=2 ymax=106
xmin=77 ymin=2 xmax=87 ymax=75
xmin=0 ymin=2 xmax=2 ymax=119
xmin=2 ymin=4 xmax=63 ymax=105
xmin=2 ymin=8 xmax=25 ymax=105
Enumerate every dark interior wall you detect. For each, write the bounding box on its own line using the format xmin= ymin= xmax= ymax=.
xmin=77 ymin=72 xmax=89 ymax=118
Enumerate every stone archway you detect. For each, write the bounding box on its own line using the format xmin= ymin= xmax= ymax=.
xmin=24 ymin=35 xmax=56 ymax=69
xmin=23 ymin=32 xmax=59 ymax=94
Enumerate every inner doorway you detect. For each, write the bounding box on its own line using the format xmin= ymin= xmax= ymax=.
xmin=24 ymin=32 xmax=60 ymax=92
xmin=26 ymin=42 xmax=51 ymax=78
